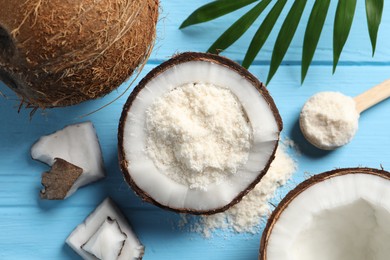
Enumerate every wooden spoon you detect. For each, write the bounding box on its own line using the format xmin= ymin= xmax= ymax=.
xmin=300 ymin=79 xmax=390 ymax=150
xmin=354 ymin=79 xmax=390 ymax=114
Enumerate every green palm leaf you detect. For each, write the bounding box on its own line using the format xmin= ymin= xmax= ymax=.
xmin=365 ymin=0 xmax=384 ymax=56
xmin=208 ymin=0 xmax=271 ymax=54
xmin=179 ymin=0 xmax=258 ymax=29
xmin=181 ymin=0 xmax=383 ymax=84
xmin=333 ymin=0 xmax=357 ymax=73
xmin=242 ymin=0 xmax=287 ymax=69
xmin=267 ymin=0 xmax=307 ymax=84
xmin=301 ymin=0 xmax=331 ymax=83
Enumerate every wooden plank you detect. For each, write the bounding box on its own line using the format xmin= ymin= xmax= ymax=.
xmin=1 ymin=1 xmax=390 ymax=258
xmin=0 ymin=206 xmax=261 ymax=260
xmin=154 ymin=1 xmax=390 ymax=63
xmin=1 ymin=62 xmax=390 ymax=259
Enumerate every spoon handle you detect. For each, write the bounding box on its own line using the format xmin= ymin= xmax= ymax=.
xmin=354 ymin=79 xmax=390 ymax=114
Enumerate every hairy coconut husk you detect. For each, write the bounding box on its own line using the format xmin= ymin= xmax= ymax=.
xmin=0 ymin=0 xmax=159 ymax=108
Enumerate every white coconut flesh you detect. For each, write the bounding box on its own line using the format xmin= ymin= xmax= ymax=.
xmin=82 ymin=218 xmax=127 ymax=260
xmin=264 ymin=171 xmax=390 ymax=260
xmin=121 ymin=59 xmax=280 ymax=212
xmin=66 ymin=198 xmax=144 ymax=260
xmin=31 ymin=121 xmax=105 ymax=197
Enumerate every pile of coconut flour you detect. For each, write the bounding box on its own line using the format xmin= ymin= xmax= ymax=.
xmin=180 ymin=141 xmax=297 ymax=236
xmin=145 ymin=82 xmax=252 ymax=190
xmin=145 ymin=81 xmax=297 ymax=234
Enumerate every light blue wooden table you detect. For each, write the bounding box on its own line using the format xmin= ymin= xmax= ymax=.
xmin=1 ymin=1 xmax=389 ymax=259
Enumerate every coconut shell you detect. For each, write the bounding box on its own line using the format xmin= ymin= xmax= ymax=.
xmin=259 ymin=167 xmax=390 ymax=260
xmin=40 ymin=158 xmax=83 ymax=200
xmin=0 ymin=0 xmax=159 ymax=108
xmin=118 ymin=52 xmax=283 ymax=215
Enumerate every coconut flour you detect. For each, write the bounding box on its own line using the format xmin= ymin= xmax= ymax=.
xmin=145 ymin=82 xmax=253 ymax=190
xmin=180 ymin=140 xmax=298 ymax=236
xmin=300 ymin=92 xmax=359 ymax=150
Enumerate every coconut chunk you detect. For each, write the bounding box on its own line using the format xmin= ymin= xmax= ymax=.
xmin=118 ymin=52 xmax=282 ymax=214
xmin=66 ymin=198 xmax=144 ymax=260
xmin=260 ymin=168 xmax=390 ymax=260
xmin=82 ymin=217 xmax=127 ymax=260
xmin=31 ymin=121 xmax=105 ymax=198
xmin=41 ymin=158 xmax=83 ymax=200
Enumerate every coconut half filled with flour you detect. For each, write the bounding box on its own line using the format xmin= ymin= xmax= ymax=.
xmin=260 ymin=167 xmax=390 ymax=260
xmin=118 ymin=52 xmax=282 ymax=214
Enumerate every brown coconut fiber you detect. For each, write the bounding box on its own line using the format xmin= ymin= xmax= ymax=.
xmin=0 ymin=0 xmax=159 ymax=108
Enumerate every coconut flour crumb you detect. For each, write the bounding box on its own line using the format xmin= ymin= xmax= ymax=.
xmin=145 ymin=83 xmax=253 ymax=190
xmin=300 ymin=92 xmax=359 ymax=150
xmin=180 ymin=141 xmax=297 ymax=236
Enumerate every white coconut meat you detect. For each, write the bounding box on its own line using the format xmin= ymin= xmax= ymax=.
xmin=66 ymin=198 xmax=144 ymax=260
xmin=82 ymin=218 xmax=127 ymax=260
xmin=264 ymin=170 xmax=390 ymax=260
xmin=31 ymin=121 xmax=105 ymax=198
xmin=120 ymin=55 xmax=281 ymax=213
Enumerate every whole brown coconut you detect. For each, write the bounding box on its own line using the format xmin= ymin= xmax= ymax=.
xmin=0 ymin=0 xmax=159 ymax=108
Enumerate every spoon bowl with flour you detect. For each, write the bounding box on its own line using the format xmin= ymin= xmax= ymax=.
xmin=299 ymin=79 xmax=390 ymax=150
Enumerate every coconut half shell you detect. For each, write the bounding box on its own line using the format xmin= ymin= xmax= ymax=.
xmin=118 ymin=52 xmax=282 ymax=214
xmin=260 ymin=167 xmax=390 ymax=260
xmin=0 ymin=0 xmax=159 ymax=108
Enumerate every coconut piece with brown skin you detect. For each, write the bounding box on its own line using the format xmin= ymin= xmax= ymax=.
xmin=67 ymin=198 xmax=145 ymax=260
xmin=0 ymin=0 xmax=159 ymax=108
xmin=31 ymin=121 xmax=105 ymax=198
xmin=260 ymin=167 xmax=390 ymax=260
xmin=40 ymin=158 xmax=83 ymax=200
xmin=118 ymin=52 xmax=282 ymax=215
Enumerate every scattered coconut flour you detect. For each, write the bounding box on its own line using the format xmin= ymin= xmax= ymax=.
xmin=179 ymin=140 xmax=298 ymax=236
xmin=300 ymin=92 xmax=359 ymax=150
xmin=145 ymin=82 xmax=253 ymax=190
